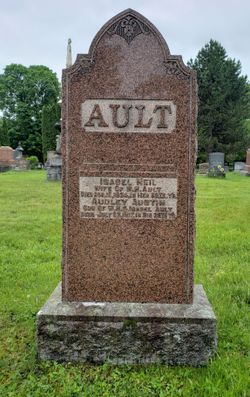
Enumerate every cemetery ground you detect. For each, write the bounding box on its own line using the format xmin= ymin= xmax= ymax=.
xmin=0 ymin=171 xmax=249 ymax=397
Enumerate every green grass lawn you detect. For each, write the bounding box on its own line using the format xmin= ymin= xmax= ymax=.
xmin=0 ymin=171 xmax=249 ymax=397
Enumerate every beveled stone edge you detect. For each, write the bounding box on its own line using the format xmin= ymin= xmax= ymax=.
xmin=37 ymin=283 xmax=216 ymax=323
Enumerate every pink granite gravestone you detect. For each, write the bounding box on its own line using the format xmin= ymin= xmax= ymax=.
xmin=61 ymin=10 xmax=197 ymax=304
xmin=243 ymin=149 xmax=250 ymax=175
xmin=0 ymin=146 xmax=15 ymax=171
xmin=37 ymin=9 xmax=217 ymax=365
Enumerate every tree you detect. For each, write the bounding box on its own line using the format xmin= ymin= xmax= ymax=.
xmin=41 ymin=102 xmax=61 ymax=161
xmin=0 ymin=118 xmax=10 ymax=146
xmin=0 ymin=64 xmax=60 ymax=161
xmin=188 ymin=40 xmax=250 ymax=162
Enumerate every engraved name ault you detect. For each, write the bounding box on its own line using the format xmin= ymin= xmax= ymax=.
xmin=82 ymin=99 xmax=176 ymax=133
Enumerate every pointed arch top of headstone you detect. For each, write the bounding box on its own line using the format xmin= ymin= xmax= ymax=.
xmin=89 ymin=8 xmax=170 ymax=57
xmin=65 ymin=9 xmax=192 ymax=80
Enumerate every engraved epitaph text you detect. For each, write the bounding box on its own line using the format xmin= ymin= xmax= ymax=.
xmin=80 ymin=176 xmax=177 ymax=219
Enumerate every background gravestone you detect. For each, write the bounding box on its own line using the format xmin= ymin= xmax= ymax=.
xmin=234 ymin=161 xmax=245 ymax=172
xmin=242 ymin=148 xmax=250 ymax=175
xmin=46 ymin=134 xmax=62 ymax=181
xmin=37 ymin=9 xmax=217 ymax=365
xmin=198 ymin=162 xmax=209 ymax=174
xmin=0 ymin=146 xmax=15 ymax=172
xmin=209 ymin=152 xmax=225 ymax=171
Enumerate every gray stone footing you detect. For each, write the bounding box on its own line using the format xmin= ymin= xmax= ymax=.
xmin=37 ymin=284 xmax=217 ymax=366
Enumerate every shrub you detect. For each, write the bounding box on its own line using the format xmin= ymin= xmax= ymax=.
xmin=27 ymin=155 xmax=39 ymax=170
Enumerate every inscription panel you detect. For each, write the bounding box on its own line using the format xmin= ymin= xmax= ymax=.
xmin=82 ymin=99 xmax=176 ymax=133
xmin=80 ymin=176 xmax=177 ymax=220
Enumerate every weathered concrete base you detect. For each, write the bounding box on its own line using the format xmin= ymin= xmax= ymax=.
xmin=37 ymin=284 xmax=217 ymax=366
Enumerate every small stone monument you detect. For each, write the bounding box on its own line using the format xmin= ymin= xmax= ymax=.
xmin=37 ymin=9 xmax=217 ymax=365
xmin=46 ymin=128 xmax=62 ymax=181
xmin=14 ymin=142 xmax=23 ymax=160
xmin=14 ymin=142 xmax=28 ymax=170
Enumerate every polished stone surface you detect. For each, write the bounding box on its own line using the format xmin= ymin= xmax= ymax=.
xmin=61 ymin=9 xmax=197 ymax=303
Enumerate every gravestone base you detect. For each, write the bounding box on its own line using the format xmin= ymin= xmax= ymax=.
xmin=46 ymin=165 xmax=62 ymax=181
xmin=241 ymin=165 xmax=250 ymax=176
xmin=37 ymin=284 xmax=217 ymax=366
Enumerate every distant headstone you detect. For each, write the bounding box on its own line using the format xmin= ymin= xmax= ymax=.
xmin=242 ymin=149 xmax=250 ymax=176
xmin=0 ymin=146 xmax=15 ymax=172
xmin=198 ymin=162 xmax=209 ymax=174
xmin=209 ymin=152 xmax=225 ymax=170
xmin=37 ymin=9 xmax=217 ymax=365
xmin=46 ymin=134 xmax=62 ymax=181
xmin=13 ymin=149 xmax=19 ymax=160
xmin=14 ymin=143 xmax=29 ymax=170
xmin=46 ymin=151 xmax=56 ymax=163
xmin=234 ymin=162 xmax=245 ymax=172
xmin=15 ymin=158 xmax=29 ymax=170
xmin=15 ymin=142 xmax=24 ymax=159
xmin=12 ymin=142 xmax=28 ymax=170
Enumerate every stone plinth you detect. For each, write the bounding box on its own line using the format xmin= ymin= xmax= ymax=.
xmin=37 ymin=283 xmax=217 ymax=366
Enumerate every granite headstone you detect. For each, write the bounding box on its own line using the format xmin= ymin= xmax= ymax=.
xmin=234 ymin=162 xmax=245 ymax=172
xmin=209 ymin=152 xmax=225 ymax=171
xmin=37 ymin=9 xmax=217 ymax=365
xmin=198 ymin=162 xmax=209 ymax=174
xmin=242 ymin=148 xmax=250 ymax=175
xmin=0 ymin=146 xmax=15 ymax=172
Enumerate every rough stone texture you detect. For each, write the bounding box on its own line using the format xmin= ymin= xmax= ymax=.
xmin=61 ymin=8 xmax=197 ymax=303
xmin=37 ymin=283 xmax=217 ymax=366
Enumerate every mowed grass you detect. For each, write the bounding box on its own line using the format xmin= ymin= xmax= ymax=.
xmin=0 ymin=171 xmax=249 ymax=397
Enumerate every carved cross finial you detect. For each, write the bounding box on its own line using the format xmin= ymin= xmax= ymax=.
xmin=66 ymin=38 xmax=72 ymax=68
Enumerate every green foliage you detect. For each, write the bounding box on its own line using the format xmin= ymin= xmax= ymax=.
xmin=189 ymin=40 xmax=250 ymax=162
xmin=27 ymin=155 xmax=39 ymax=169
xmin=42 ymin=102 xmax=61 ymax=162
xmin=0 ymin=118 xmax=10 ymax=146
xmin=0 ymin=64 xmax=60 ymax=161
xmin=0 ymin=171 xmax=249 ymax=396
